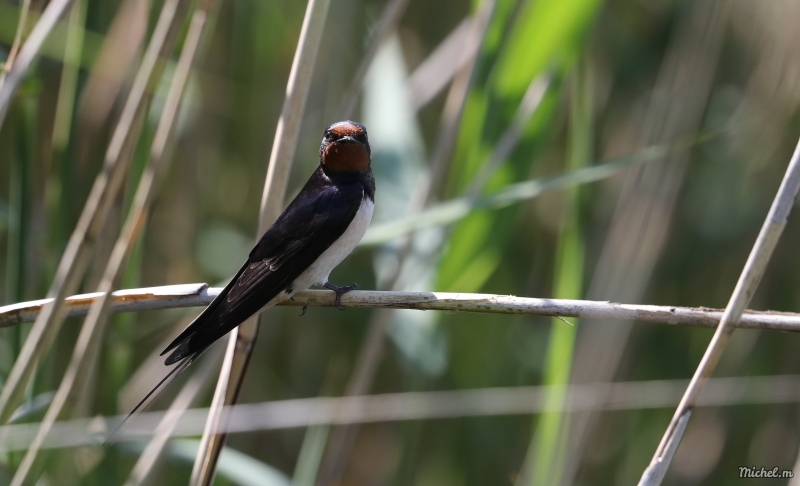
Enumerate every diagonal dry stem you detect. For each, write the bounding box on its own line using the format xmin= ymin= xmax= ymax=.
xmin=76 ymin=0 xmax=151 ymax=148
xmin=0 ymin=0 xmax=74 ymax=129
xmin=420 ymin=0 xmax=497 ymax=210
xmin=118 ymin=5 xmax=223 ymax=481
xmin=7 ymin=0 xmax=203 ymax=482
xmin=190 ymin=0 xmax=331 ymax=483
xmin=0 ymin=0 xmax=191 ymax=428
xmin=638 ymin=132 xmax=800 ymax=485
xmin=0 ymin=0 xmax=33 ymax=82
xmin=464 ymin=74 xmax=551 ymax=199
xmin=407 ymin=17 xmax=474 ymax=113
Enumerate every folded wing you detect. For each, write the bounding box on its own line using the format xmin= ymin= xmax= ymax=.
xmin=162 ymin=173 xmax=364 ymax=365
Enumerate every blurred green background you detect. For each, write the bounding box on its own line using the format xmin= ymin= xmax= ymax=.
xmin=2 ymin=0 xmax=800 ymax=484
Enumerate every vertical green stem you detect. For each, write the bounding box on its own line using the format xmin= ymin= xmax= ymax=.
xmin=525 ymin=57 xmax=592 ymax=486
xmin=6 ymin=97 xmax=34 ymax=359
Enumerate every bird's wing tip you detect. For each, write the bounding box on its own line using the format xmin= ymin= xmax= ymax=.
xmin=105 ymin=355 xmax=195 ymax=444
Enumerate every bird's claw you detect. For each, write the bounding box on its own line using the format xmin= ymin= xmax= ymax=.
xmin=323 ymin=282 xmax=358 ymax=310
xmin=299 ymin=305 xmax=307 ymax=317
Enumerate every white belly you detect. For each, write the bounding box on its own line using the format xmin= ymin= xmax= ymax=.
xmin=289 ymin=197 xmax=374 ymax=292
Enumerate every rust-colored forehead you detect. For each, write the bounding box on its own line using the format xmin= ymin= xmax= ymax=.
xmin=329 ymin=122 xmax=365 ymax=138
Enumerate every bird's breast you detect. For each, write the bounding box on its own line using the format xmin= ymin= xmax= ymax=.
xmin=290 ymin=197 xmax=374 ymax=291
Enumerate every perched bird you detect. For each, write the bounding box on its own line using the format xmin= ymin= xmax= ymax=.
xmin=127 ymin=120 xmax=374 ymax=418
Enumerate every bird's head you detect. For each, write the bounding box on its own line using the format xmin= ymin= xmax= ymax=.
xmin=319 ymin=121 xmax=371 ymax=173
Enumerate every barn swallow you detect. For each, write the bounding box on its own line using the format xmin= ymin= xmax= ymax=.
xmin=125 ymin=121 xmax=374 ymax=420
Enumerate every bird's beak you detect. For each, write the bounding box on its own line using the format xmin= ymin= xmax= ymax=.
xmin=337 ymin=135 xmax=361 ymax=145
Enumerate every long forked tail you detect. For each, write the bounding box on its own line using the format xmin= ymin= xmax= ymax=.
xmin=105 ymin=348 xmax=206 ymax=444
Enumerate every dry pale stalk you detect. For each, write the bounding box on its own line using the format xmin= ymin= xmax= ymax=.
xmin=190 ymin=0 xmax=331 ymax=483
xmin=4 ymin=286 xmax=800 ymax=332
xmin=122 ymin=4 xmax=222 ymax=483
xmin=0 ymin=0 xmax=191 ymax=426
xmin=638 ymin=133 xmax=800 ymax=485
xmin=3 ymin=374 xmax=800 ymax=453
xmin=8 ymin=0 xmax=202 ymax=482
xmin=0 ymin=0 xmax=74 ymax=128
xmin=407 ymin=17 xmax=474 ymax=112
xmin=0 ymin=0 xmax=33 ymax=86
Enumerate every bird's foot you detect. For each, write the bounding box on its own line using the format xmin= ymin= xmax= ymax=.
xmin=323 ymin=282 xmax=358 ymax=310
xmin=299 ymin=305 xmax=308 ymax=317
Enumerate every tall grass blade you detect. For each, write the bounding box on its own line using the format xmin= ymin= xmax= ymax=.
xmin=50 ymin=0 xmax=85 ymax=154
xmin=559 ymin=4 xmax=728 ymax=483
xmin=523 ymin=57 xmax=592 ymax=486
xmin=0 ymin=0 xmax=191 ymax=429
xmin=8 ymin=0 xmax=200 ymax=481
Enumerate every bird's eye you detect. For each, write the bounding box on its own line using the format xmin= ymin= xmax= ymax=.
xmin=354 ymin=133 xmax=366 ymax=144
